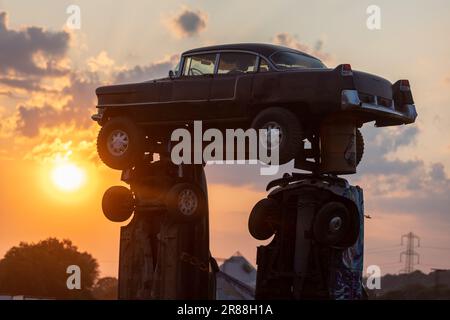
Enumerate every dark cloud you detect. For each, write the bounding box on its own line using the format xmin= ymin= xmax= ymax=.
xmin=168 ymin=7 xmax=207 ymax=38
xmin=0 ymin=77 xmax=45 ymax=91
xmin=1 ymin=9 xmax=178 ymax=138
xmin=349 ymin=125 xmax=450 ymax=222
xmin=16 ymin=74 xmax=99 ymax=137
xmin=357 ymin=126 xmax=422 ymax=176
xmin=15 ymin=56 xmax=179 ymax=137
xmin=206 ymin=125 xmax=422 ymax=188
xmin=0 ymin=12 xmax=70 ymax=79
xmin=429 ymin=163 xmax=447 ymax=181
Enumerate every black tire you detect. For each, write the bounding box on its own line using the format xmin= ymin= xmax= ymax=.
xmin=165 ymin=183 xmax=206 ymax=223
xmin=251 ymin=107 xmax=302 ymax=165
xmin=97 ymin=117 xmax=143 ymax=170
xmin=313 ymin=202 xmax=351 ymax=247
xmin=248 ymin=198 xmax=280 ymax=240
xmin=356 ymin=129 xmax=364 ymax=167
xmin=102 ymin=186 xmax=135 ymax=222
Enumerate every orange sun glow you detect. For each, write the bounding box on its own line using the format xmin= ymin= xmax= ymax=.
xmin=51 ymin=163 xmax=86 ymax=192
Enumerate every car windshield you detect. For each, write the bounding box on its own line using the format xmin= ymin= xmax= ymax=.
xmin=270 ymin=51 xmax=326 ymax=69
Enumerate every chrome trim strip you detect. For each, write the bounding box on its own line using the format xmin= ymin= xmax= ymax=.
xmin=341 ymin=89 xmax=417 ymax=123
xmin=98 ymin=100 xmax=208 ymax=107
xmin=138 ymin=117 xmax=248 ymax=126
xmin=98 ymin=74 xmax=245 ymax=107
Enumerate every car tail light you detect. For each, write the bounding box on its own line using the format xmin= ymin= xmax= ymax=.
xmin=341 ymin=64 xmax=353 ymax=76
xmin=399 ymin=79 xmax=410 ymax=91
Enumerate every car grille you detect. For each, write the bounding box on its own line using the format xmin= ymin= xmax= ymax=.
xmin=358 ymin=92 xmax=376 ymax=104
xmin=377 ymin=96 xmax=393 ymax=108
xmin=358 ymin=92 xmax=393 ymax=108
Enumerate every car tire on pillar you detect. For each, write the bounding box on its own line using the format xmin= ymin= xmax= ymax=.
xmin=251 ymin=107 xmax=303 ymax=165
xmin=102 ymin=186 xmax=135 ymax=222
xmin=248 ymin=198 xmax=280 ymax=240
xmin=97 ymin=117 xmax=144 ymax=170
xmin=313 ymin=201 xmax=351 ymax=247
xmin=165 ymin=183 xmax=207 ymax=223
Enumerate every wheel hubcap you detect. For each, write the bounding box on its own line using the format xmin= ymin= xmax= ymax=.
xmin=107 ymin=130 xmax=129 ymax=156
xmin=178 ymin=189 xmax=198 ymax=216
xmin=262 ymin=122 xmax=283 ymax=149
xmin=329 ymin=216 xmax=343 ymax=233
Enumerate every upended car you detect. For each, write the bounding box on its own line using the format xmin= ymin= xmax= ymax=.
xmin=249 ymin=173 xmax=366 ymax=299
xmin=92 ymin=43 xmax=417 ymax=171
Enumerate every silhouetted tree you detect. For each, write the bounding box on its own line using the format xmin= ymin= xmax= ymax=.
xmin=0 ymin=238 xmax=99 ymax=299
xmin=92 ymin=277 xmax=118 ymax=300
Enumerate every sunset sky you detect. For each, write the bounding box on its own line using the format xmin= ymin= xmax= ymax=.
xmin=1 ymin=0 xmax=450 ymax=278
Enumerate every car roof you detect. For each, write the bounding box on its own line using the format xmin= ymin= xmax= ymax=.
xmin=182 ymin=43 xmax=320 ymax=61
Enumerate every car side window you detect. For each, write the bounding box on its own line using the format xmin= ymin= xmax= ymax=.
xmin=217 ymin=53 xmax=257 ymax=75
xmin=183 ymin=54 xmax=217 ymax=76
xmin=259 ymin=58 xmax=270 ymax=72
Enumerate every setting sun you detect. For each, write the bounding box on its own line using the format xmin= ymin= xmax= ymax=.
xmin=51 ymin=163 xmax=86 ymax=192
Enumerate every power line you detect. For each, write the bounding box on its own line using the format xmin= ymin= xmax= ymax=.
xmin=366 ymin=248 xmax=402 ymax=254
xmin=422 ymin=246 xmax=450 ymax=251
xmin=376 ymin=261 xmax=404 ymax=267
xmin=365 ymin=245 xmax=402 ymax=252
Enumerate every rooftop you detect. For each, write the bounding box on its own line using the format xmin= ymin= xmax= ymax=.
xmin=182 ymin=43 xmax=318 ymax=60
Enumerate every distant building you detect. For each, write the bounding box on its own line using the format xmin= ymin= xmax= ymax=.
xmin=216 ymin=252 xmax=256 ymax=300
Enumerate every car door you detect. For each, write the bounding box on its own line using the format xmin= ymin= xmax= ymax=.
xmin=210 ymin=52 xmax=258 ymax=120
xmin=169 ymin=53 xmax=217 ymax=121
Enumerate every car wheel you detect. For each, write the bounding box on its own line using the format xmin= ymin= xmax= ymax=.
xmin=102 ymin=186 xmax=135 ymax=222
xmin=251 ymin=107 xmax=303 ymax=165
xmin=356 ymin=128 xmax=364 ymax=166
xmin=165 ymin=183 xmax=206 ymax=223
xmin=97 ymin=117 xmax=143 ymax=170
xmin=248 ymin=198 xmax=280 ymax=240
xmin=313 ymin=202 xmax=351 ymax=247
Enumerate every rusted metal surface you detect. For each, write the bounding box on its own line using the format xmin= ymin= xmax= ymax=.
xmin=118 ymin=162 xmax=211 ymax=300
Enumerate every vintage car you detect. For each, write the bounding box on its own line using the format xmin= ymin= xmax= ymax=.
xmin=250 ymin=173 xmax=366 ymax=299
xmin=92 ymin=43 xmax=417 ymax=170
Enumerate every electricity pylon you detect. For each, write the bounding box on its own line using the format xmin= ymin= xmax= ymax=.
xmin=400 ymin=232 xmax=420 ymax=273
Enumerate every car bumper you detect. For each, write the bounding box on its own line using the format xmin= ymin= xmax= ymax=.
xmin=91 ymin=107 xmax=105 ymax=124
xmin=341 ymin=89 xmax=418 ymax=126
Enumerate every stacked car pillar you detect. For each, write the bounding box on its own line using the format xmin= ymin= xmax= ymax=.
xmin=249 ymin=175 xmax=365 ymax=299
xmin=101 ymin=154 xmax=212 ymax=299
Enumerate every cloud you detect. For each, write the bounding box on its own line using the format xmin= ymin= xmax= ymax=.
xmin=24 ymin=135 xmax=97 ymax=164
xmin=165 ymin=7 xmax=207 ymax=38
xmin=0 ymin=77 xmax=46 ymax=92
xmin=357 ymin=126 xmax=422 ymax=176
xmin=15 ymin=73 xmax=99 ymax=137
xmin=86 ymin=51 xmax=116 ymax=73
xmin=430 ymin=162 xmax=446 ymax=181
xmin=351 ymin=125 xmax=450 ymax=221
xmin=114 ymin=55 xmax=179 ymax=83
xmin=0 ymin=12 xmax=69 ymax=78
xmin=272 ymin=32 xmax=332 ymax=64
xmin=13 ymin=53 xmax=180 ymax=138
